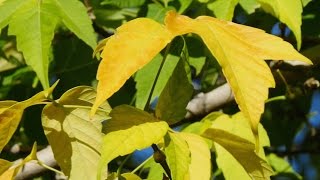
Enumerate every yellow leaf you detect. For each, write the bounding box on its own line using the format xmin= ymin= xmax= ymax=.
xmin=91 ymin=18 xmax=173 ymax=116
xmin=0 ymin=168 xmax=15 ymax=180
xmin=179 ymin=133 xmax=211 ymax=180
xmin=257 ymin=0 xmax=303 ymax=49
xmin=164 ymin=11 xmax=312 ymax=135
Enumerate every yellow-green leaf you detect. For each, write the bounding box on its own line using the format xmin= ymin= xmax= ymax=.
xmin=165 ymin=132 xmax=190 ymax=180
xmin=42 ymin=86 xmax=108 ymax=180
xmin=164 ymin=11 xmax=312 ymax=135
xmin=179 ymin=133 xmax=211 ymax=180
xmin=204 ymin=112 xmax=271 ymax=179
xmin=91 ymin=18 xmax=173 ymax=116
xmin=207 ymin=0 xmax=239 ymax=21
xmin=0 ymin=81 xmax=58 ymax=152
xmin=121 ymin=173 xmax=142 ymax=180
xmin=98 ymin=121 xmax=169 ymax=180
xmin=257 ymin=0 xmax=303 ymax=49
xmin=202 ymin=128 xmax=273 ymax=179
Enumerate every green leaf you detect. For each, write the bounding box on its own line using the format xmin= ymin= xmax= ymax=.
xmin=180 ymin=133 xmax=211 ymax=180
xmin=302 ymin=0 xmax=312 ymax=7
xmin=0 ymin=159 xmax=12 ymax=175
xmin=202 ymin=128 xmax=273 ymax=179
xmin=165 ymin=132 xmax=190 ymax=180
xmin=103 ymin=105 xmax=158 ymax=133
xmin=146 ymin=3 xmax=175 ymax=23
xmin=98 ymin=117 xmax=169 ymax=179
xmin=121 ymin=173 xmax=142 ymax=180
xmin=51 ymin=0 xmax=97 ymax=49
xmin=101 ymin=0 xmax=146 ymax=8
xmin=134 ymin=54 xmax=179 ymax=110
xmin=267 ymin=153 xmax=301 ymax=179
xmin=42 ymin=86 xmax=108 ymax=180
xmin=256 ymin=0 xmax=303 ymax=49
xmin=207 ymin=0 xmax=239 ymax=21
xmin=156 ymin=58 xmax=193 ymax=124
xmin=239 ymin=0 xmax=260 ymax=14
xmin=177 ymin=0 xmax=193 ymax=14
xmin=8 ymin=0 xmax=59 ymax=89
xmin=144 ymin=158 xmax=165 ymax=180
xmin=0 ymin=0 xmax=25 ymax=32
xmin=0 ymin=81 xmax=57 ymax=152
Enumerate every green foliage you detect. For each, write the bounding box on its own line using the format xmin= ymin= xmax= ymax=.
xmin=0 ymin=0 xmax=319 ymax=179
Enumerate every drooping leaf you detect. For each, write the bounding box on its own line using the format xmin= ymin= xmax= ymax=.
xmin=91 ymin=18 xmax=173 ymax=116
xmin=256 ymin=0 xmax=303 ymax=49
xmin=202 ymin=128 xmax=273 ymax=179
xmin=51 ymin=0 xmax=96 ymax=49
xmin=207 ymin=0 xmax=239 ymax=21
xmin=42 ymin=86 xmax=108 ymax=180
xmin=98 ymin=120 xmax=169 ymax=179
xmin=0 ymin=81 xmax=58 ymax=152
xmin=156 ymin=58 xmax=193 ymax=124
xmin=239 ymin=0 xmax=260 ymax=14
xmin=8 ymin=0 xmax=58 ymax=89
xmin=165 ymin=132 xmax=190 ymax=180
xmin=204 ymin=112 xmax=271 ymax=179
xmin=164 ymin=11 xmax=312 ymax=135
xmin=180 ymin=133 xmax=211 ymax=180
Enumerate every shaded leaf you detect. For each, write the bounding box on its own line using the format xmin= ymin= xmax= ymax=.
xmin=164 ymin=11 xmax=312 ymax=135
xmin=147 ymin=3 xmax=175 ymax=23
xmin=8 ymin=0 xmax=59 ymax=89
xmin=177 ymin=0 xmax=193 ymax=14
xmin=0 ymin=81 xmax=58 ymax=152
xmin=98 ymin=121 xmax=169 ymax=179
xmin=134 ymin=54 xmax=179 ymax=109
xmin=156 ymin=58 xmax=193 ymax=124
xmin=207 ymin=0 xmax=239 ymax=21
xmin=267 ymin=153 xmax=301 ymax=178
xmin=257 ymin=0 xmax=303 ymax=49
xmin=204 ymin=112 xmax=271 ymax=179
xmin=51 ymin=0 xmax=97 ymax=49
xmin=165 ymin=132 xmax=190 ymax=180
xmin=92 ymin=18 xmax=173 ymax=116
xmin=121 ymin=173 xmax=142 ymax=180
xmin=144 ymin=158 xmax=165 ymax=180
xmin=102 ymin=0 xmax=145 ymax=8
xmin=202 ymin=128 xmax=273 ymax=179
xmin=104 ymin=105 xmax=158 ymax=133
xmin=180 ymin=132 xmax=211 ymax=180
xmin=0 ymin=159 xmax=12 ymax=175
xmin=42 ymin=86 xmax=108 ymax=180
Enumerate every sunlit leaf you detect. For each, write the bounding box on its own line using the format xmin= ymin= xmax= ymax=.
xmin=51 ymin=0 xmax=97 ymax=49
xmin=239 ymin=0 xmax=260 ymax=14
xmin=0 ymin=0 xmax=25 ymax=32
xmin=121 ymin=173 xmax=142 ymax=180
xmin=204 ymin=112 xmax=271 ymax=179
xmin=156 ymin=58 xmax=193 ymax=124
xmin=98 ymin=120 xmax=169 ymax=180
xmin=0 ymin=81 xmax=58 ymax=152
xmin=92 ymin=18 xmax=173 ymax=116
xmin=165 ymin=132 xmax=190 ymax=180
xmin=8 ymin=0 xmax=59 ymax=89
xmin=257 ymin=0 xmax=303 ymax=49
xmin=180 ymin=133 xmax=211 ymax=180
xmin=207 ymin=0 xmax=239 ymax=21
xmin=42 ymin=86 xmax=108 ymax=180
xmin=164 ymin=11 xmax=312 ymax=135
xmin=0 ymin=168 xmax=15 ymax=180
xmin=202 ymin=128 xmax=273 ymax=179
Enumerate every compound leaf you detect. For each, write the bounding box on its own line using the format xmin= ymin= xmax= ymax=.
xmin=164 ymin=11 xmax=312 ymax=135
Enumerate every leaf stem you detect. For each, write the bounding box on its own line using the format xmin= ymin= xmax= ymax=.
xmin=144 ymin=42 xmax=172 ymax=111
xmin=117 ymin=154 xmax=132 ymax=176
xmin=276 ymin=69 xmax=294 ymax=97
xmin=151 ymin=144 xmax=172 ymax=180
xmin=265 ymin=95 xmax=286 ymax=103
xmin=37 ymin=160 xmax=64 ymax=175
xmin=131 ymin=155 xmax=153 ymax=174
